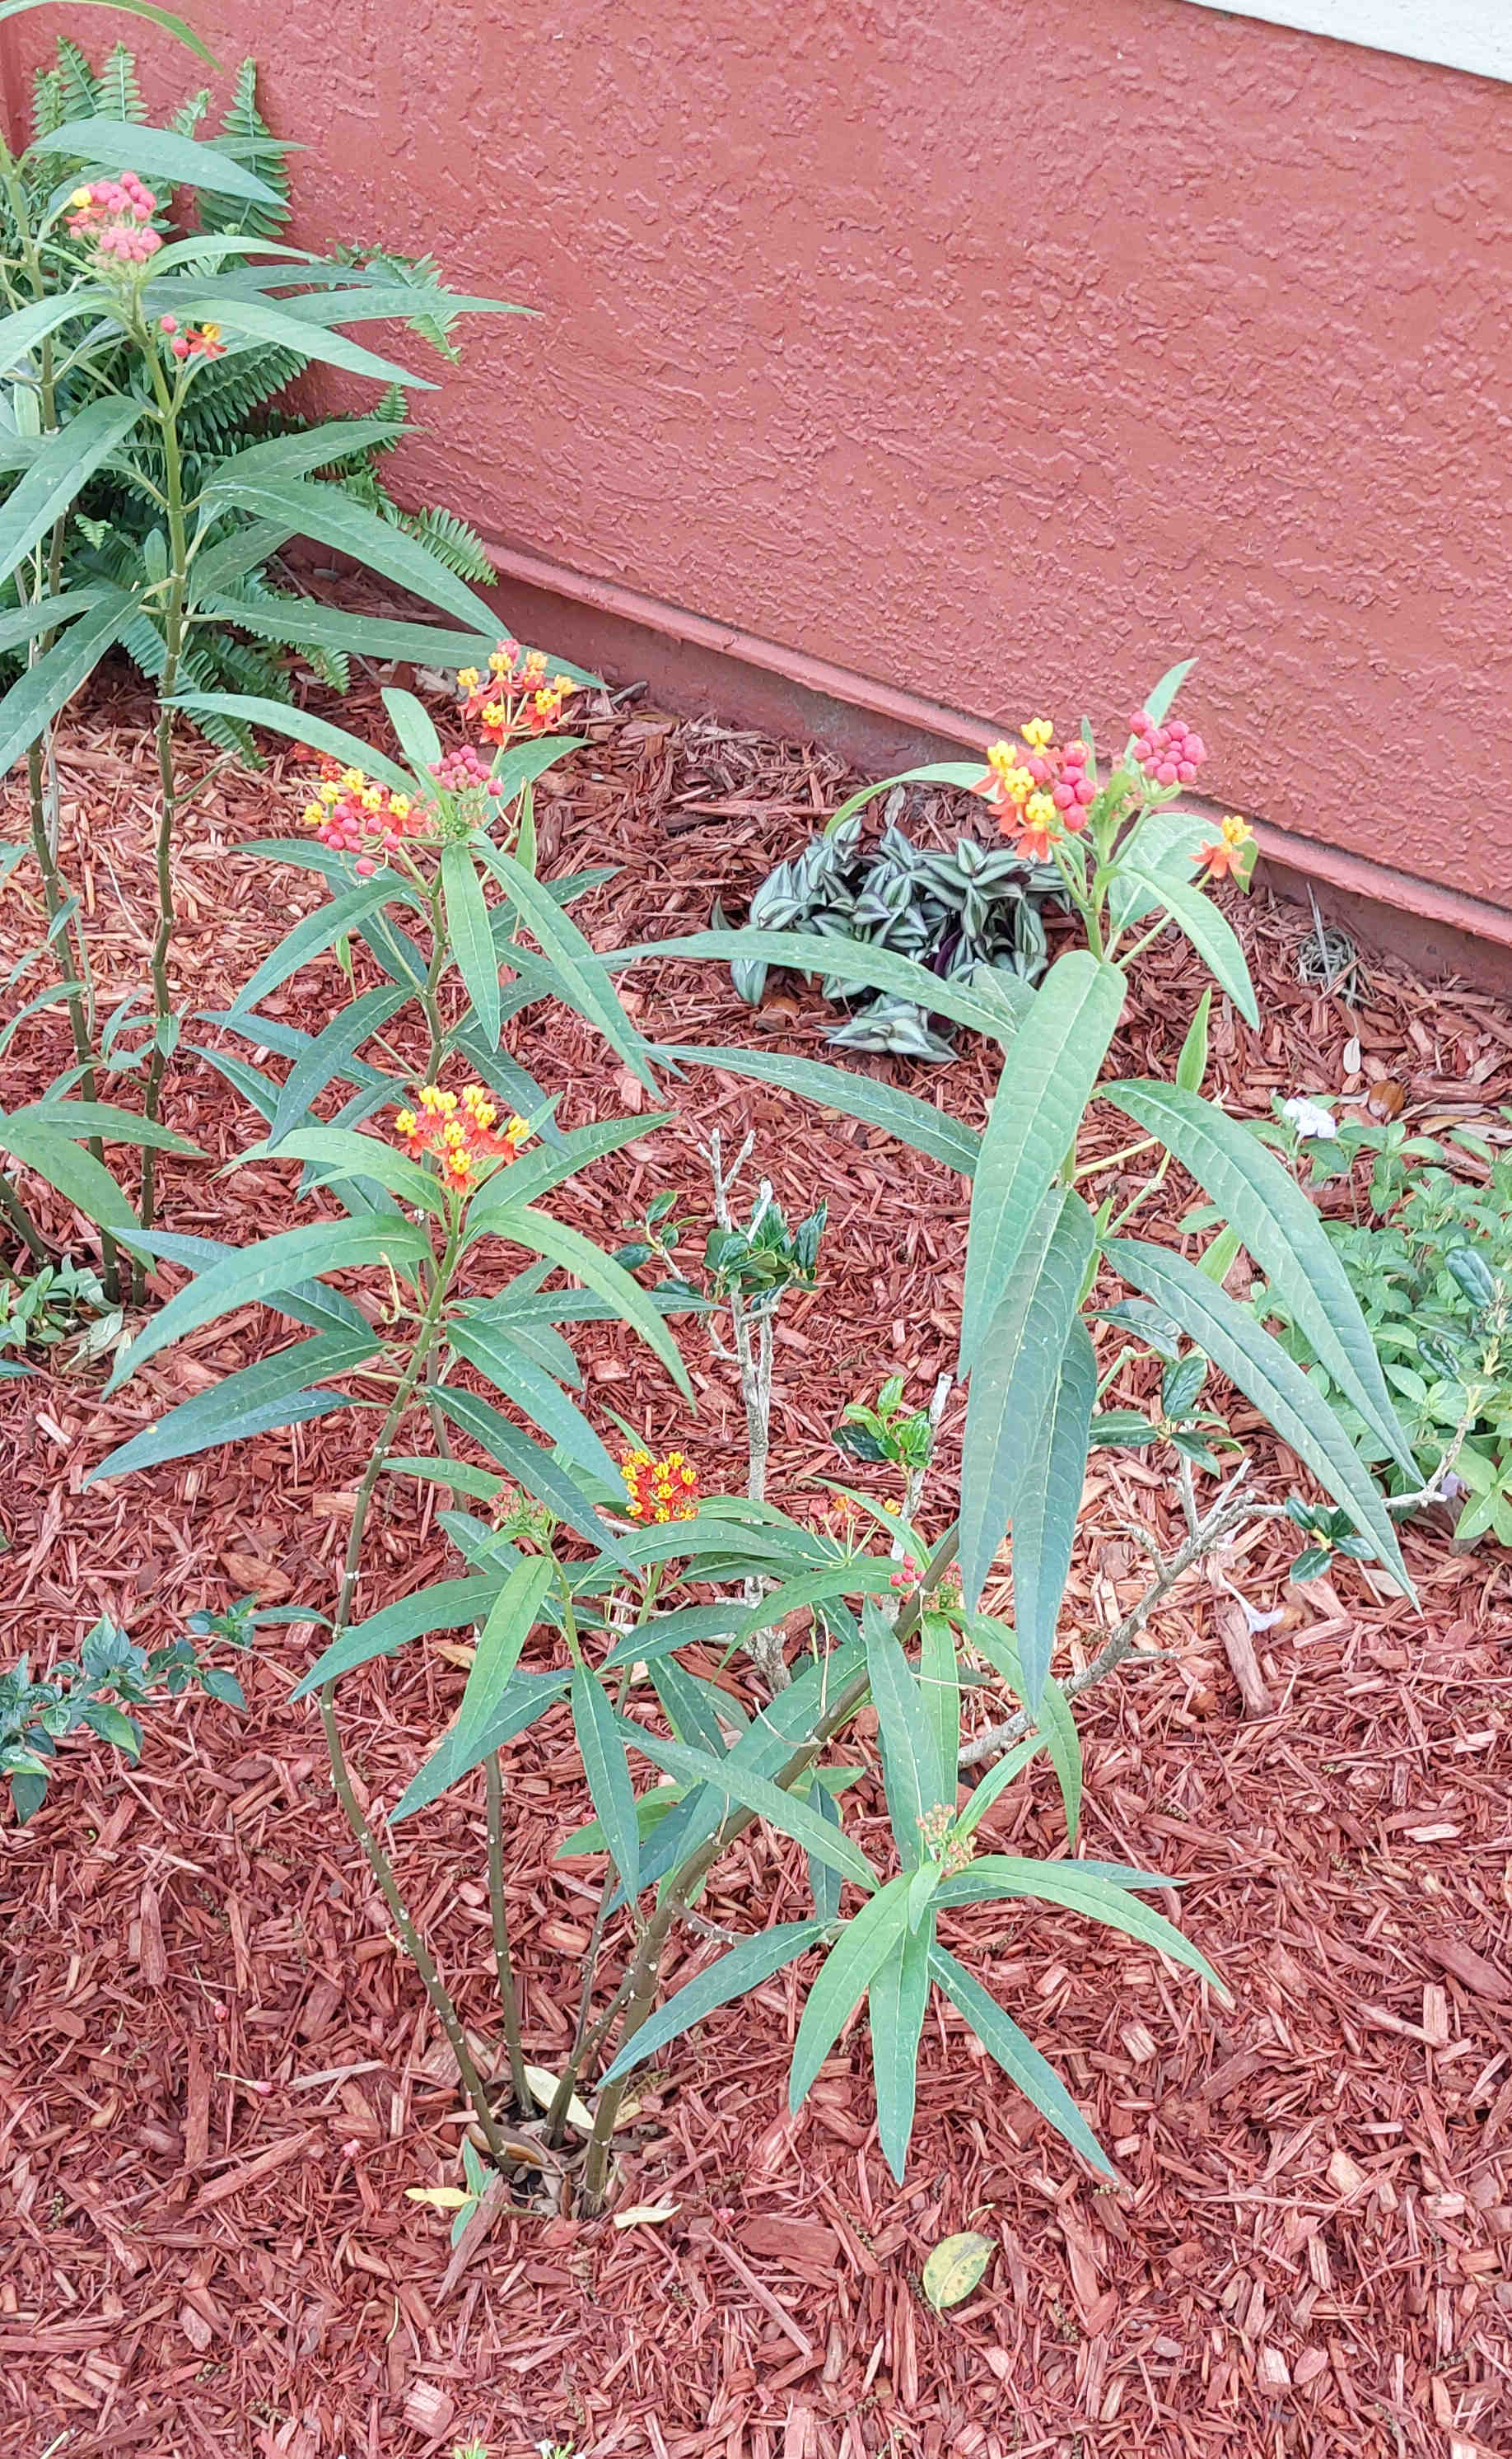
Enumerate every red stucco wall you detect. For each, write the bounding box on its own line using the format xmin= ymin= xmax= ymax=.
xmin=7 ymin=0 xmax=1512 ymax=926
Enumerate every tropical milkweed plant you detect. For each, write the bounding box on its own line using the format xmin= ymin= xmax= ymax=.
xmin=90 ymin=655 xmax=1416 ymax=2214
xmin=0 ymin=0 xmax=561 ymax=1296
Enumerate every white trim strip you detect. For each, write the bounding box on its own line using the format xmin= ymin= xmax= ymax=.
xmin=1174 ymin=1 xmax=1511 ymax=84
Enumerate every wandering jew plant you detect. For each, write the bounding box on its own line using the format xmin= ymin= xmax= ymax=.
xmin=91 ymin=656 xmax=1416 ymax=2210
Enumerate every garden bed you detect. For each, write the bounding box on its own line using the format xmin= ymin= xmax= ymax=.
xmin=2 ymin=668 xmax=1510 ymax=2459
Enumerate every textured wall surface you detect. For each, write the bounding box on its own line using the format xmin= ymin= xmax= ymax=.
xmin=6 ymin=0 xmax=1512 ymax=915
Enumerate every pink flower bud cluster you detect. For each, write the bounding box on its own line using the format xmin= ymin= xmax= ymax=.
xmin=430 ymin=745 xmax=505 ymax=797
xmin=1049 ymin=736 xmax=1096 ymax=824
xmin=1129 ymin=709 xmax=1207 ymax=787
xmin=67 ymin=175 xmax=161 ymax=263
xmin=889 ymin=1552 xmax=919 ymax=1592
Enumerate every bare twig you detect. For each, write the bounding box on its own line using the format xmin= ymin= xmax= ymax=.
xmin=957 ymin=1489 xmax=1290 ymax=1769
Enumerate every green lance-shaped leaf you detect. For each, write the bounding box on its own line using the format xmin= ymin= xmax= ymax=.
xmin=266 ymin=986 xmax=408 ymax=1144
xmin=918 ymin=1611 xmax=961 ymax=1798
xmin=466 ymin=1113 xmax=674 ymax=1233
xmin=444 ymin=1313 xmax=618 ymax=1486
xmin=959 ymin=1188 xmax=1095 ymax=1610
xmin=649 ymin=1043 xmax=982 ymax=1179
xmin=0 ymin=2 xmax=217 ymax=61
xmin=960 ymin=951 xmax=1124 ymax=1374
xmin=1118 ymin=862 xmax=1258 ymax=1027
xmin=86 ymin=1327 xmax=378 ymax=1483
xmin=1102 ymin=1081 xmax=1417 ymax=1480
xmin=198 ymin=595 xmax=498 ymax=674
xmin=0 ymin=287 xmax=114 ymax=377
xmin=122 ymin=1224 xmax=374 ymax=1341
xmin=28 ymin=116 xmax=286 ymax=203
xmin=194 ymin=411 xmax=409 ymax=500
xmin=962 ymin=1616 xmax=1083 ymax=1840
xmin=441 ymin=842 xmax=502 ymax=1048
xmin=1175 ymin=988 xmax=1211 ymax=1094
xmin=139 ymin=293 xmax=439 ymax=390
xmin=0 ymin=588 xmax=113 ymax=657
xmin=489 ymin=732 xmax=587 ymax=805
xmin=823 ymin=759 xmax=992 ymax=833
xmin=935 ymin=1855 xmax=1226 ymax=1994
xmin=789 ymin=1876 xmax=912 ymax=2111
xmin=391 ymin=1668 xmax=570 ymax=1819
xmin=927 ymin=1944 xmax=1111 ymax=2175
xmin=868 ymin=1917 xmax=933 ymax=2182
xmin=572 ymin=1665 xmax=641 ymax=1900
xmin=218 ymin=477 xmax=497 ymax=630
xmin=863 ymin=1598 xmax=948 ymax=1862
xmin=1104 ymin=1234 xmax=1414 ymax=1596
xmin=380 ymin=685 xmax=442 ymax=779
xmin=0 ymin=397 xmax=143 ymax=594
xmin=474 ymin=836 xmax=656 ymax=1091
xmin=483 ymin=1204 xmax=693 ymax=1398
xmin=7 ymin=1099 xmax=200 ymax=1153
xmin=0 ymin=588 xmax=138 ymax=776
xmin=231 ymin=1123 xmax=436 ymax=1220
xmin=600 ymin=1920 xmax=826 ymax=2088
xmin=432 ymin=1383 xmax=634 ymax=1567
xmin=952 ymin=1733 xmax=1044 ymax=1842
xmin=1141 ymin=657 xmax=1196 ymax=728
xmin=106 ymin=1215 xmax=430 ymax=1394
xmin=226 ymin=875 xmax=418 ymax=1019
xmin=0 ymin=1116 xmax=137 ymax=1232
xmin=624 ymin=1726 xmax=877 ymax=1892
xmin=451 ymin=1555 xmax=555 ymax=1771
xmin=292 ymin=1572 xmax=515 ymax=1697
xmin=604 ymin=928 xmax=1020 ymax=1048
xmin=1007 ymin=1313 xmax=1098 ymax=1710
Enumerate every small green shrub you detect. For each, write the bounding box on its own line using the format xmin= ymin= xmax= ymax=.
xmin=1254 ymin=1106 xmax=1512 ymax=1545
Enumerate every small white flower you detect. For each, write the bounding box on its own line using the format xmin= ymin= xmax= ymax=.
xmin=1280 ymin=1097 xmax=1337 ymax=1141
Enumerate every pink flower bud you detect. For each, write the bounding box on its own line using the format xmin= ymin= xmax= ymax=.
xmin=1176 ymin=761 xmax=1197 ymax=782
xmin=355 ymin=856 xmax=376 ymax=876
xmin=1130 ymin=710 xmax=1151 ymax=735
xmin=1155 ymin=761 xmax=1178 ymax=785
xmin=1052 ymin=782 xmax=1075 ymax=810
xmin=1074 ymin=777 xmax=1094 ymax=805
xmin=159 ymin=315 xmax=177 ymax=334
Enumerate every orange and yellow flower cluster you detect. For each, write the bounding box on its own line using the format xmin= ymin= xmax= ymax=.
xmin=619 ymin=1447 xmax=700 ymax=1524
xmin=457 ymin=641 xmax=578 ymax=747
xmin=973 ymin=719 xmax=1095 ymax=862
xmin=393 ymin=1082 xmax=530 ymax=1192
xmin=1196 ymin=813 xmax=1256 ymax=884
xmin=301 ymin=757 xmax=431 ymax=875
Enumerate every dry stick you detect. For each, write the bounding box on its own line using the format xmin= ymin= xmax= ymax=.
xmin=315 ymin=1251 xmax=514 ymax=2165
xmin=422 ymin=1358 xmax=535 ymax=2119
xmin=24 ymin=742 xmax=122 ymax=1298
xmin=957 ymin=1486 xmax=1290 ymax=1769
xmin=706 ymin=1127 xmax=788 ymax=1691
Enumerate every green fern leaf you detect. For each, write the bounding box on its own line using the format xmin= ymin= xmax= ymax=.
xmin=397 ymin=505 xmax=497 ymax=585
xmin=52 ymin=38 xmax=103 ymax=125
xmin=31 ymin=68 xmax=68 ymax=142
xmin=95 ymin=42 xmax=147 ymax=123
xmin=201 ymin=59 xmax=291 ymax=240
xmin=171 ymin=89 xmax=211 ymax=138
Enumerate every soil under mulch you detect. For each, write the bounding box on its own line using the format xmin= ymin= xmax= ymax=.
xmin=2 ymin=665 xmax=1511 ymax=2459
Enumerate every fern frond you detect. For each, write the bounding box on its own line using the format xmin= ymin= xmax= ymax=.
xmin=397 ymin=504 xmax=497 ymax=585
xmin=53 ymin=38 xmax=103 ymax=124
xmin=171 ymin=88 xmax=211 ymax=138
xmin=201 ymin=59 xmax=290 ymax=240
xmin=331 ymin=244 xmax=463 ymax=363
xmin=30 ymin=68 xmax=68 ymax=142
xmin=95 ymin=43 xmax=147 ymax=124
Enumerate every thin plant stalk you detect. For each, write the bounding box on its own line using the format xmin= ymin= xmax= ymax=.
xmin=315 ymin=1227 xmax=512 ymax=2163
xmin=25 ymin=743 xmax=121 ymax=1299
xmin=0 ymin=1165 xmax=50 ymax=1267
xmin=484 ymin=1752 xmax=532 ymax=2113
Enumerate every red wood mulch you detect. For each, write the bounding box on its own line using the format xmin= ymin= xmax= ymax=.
xmin=2 ymin=665 xmax=1510 ymax=2459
